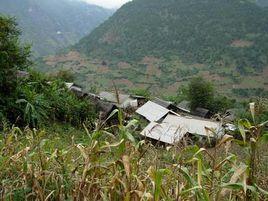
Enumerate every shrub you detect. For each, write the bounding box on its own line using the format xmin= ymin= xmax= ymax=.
xmin=15 ymin=72 xmax=96 ymax=128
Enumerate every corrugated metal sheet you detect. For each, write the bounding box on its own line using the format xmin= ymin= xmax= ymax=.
xmin=121 ymin=98 xmax=138 ymax=108
xmin=140 ymin=114 xmax=224 ymax=144
xmin=152 ymin=97 xmax=173 ymax=108
xmin=177 ymin=100 xmax=191 ymax=113
xmin=193 ymin=107 xmax=210 ymax=118
xmin=163 ymin=114 xmax=223 ymax=137
xmin=136 ymin=101 xmax=169 ymax=122
xmin=99 ymin=91 xmax=130 ymax=104
xmin=99 ymin=91 xmax=138 ymax=109
xmin=140 ymin=122 xmax=186 ymax=144
xmin=65 ymin=82 xmax=74 ymax=89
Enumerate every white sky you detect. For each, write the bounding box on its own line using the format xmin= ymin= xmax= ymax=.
xmin=82 ymin=0 xmax=131 ymax=8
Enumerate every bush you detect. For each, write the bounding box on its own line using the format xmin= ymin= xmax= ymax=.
xmin=15 ymin=72 xmax=96 ymax=128
xmin=180 ymin=77 xmax=235 ymax=113
xmin=188 ymin=76 xmax=214 ymax=110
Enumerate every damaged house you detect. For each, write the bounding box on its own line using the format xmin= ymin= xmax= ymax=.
xmin=136 ymin=101 xmax=224 ymax=145
xmin=140 ymin=114 xmax=224 ymax=145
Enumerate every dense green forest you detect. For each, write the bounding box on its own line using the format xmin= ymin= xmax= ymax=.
xmin=76 ymin=0 xmax=268 ymax=74
xmin=0 ymin=0 xmax=113 ymax=56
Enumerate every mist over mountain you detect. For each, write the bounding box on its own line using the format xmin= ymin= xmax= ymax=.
xmin=0 ymin=0 xmax=114 ymax=56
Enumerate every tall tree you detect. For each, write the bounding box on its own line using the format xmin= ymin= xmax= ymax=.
xmin=0 ymin=15 xmax=31 ymax=123
xmin=0 ymin=16 xmax=31 ymax=97
xmin=188 ymin=77 xmax=214 ymax=110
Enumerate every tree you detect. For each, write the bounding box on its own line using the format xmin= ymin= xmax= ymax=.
xmin=0 ymin=16 xmax=31 ymax=97
xmin=188 ymin=77 xmax=214 ymax=110
xmin=0 ymin=16 xmax=31 ymax=122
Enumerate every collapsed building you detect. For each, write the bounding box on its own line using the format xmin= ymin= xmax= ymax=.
xmin=136 ymin=101 xmax=224 ymax=145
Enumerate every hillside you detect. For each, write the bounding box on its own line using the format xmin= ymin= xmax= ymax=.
xmin=0 ymin=0 xmax=113 ymax=56
xmin=75 ymin=0 xmax=268 ymax=72
xmin=39 ymin=0 xmax=268 ymax=98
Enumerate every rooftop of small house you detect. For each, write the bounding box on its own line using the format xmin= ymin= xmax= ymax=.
xmin=99 ymin=91 xmax=131 ymax=104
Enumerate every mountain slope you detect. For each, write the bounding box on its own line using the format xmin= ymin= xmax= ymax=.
xmin=40 ymin=0 xmax=268 ymax=98
xmin=0 ymin=0 xmax=113 ymax=56
xmin=75 ymin=0 xmax=268 ymax=73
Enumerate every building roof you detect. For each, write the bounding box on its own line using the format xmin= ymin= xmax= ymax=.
xmin=140 ymin=121 xmax=186 ymax=144
xmin=65 ymin=82 xmax=74 ymax=89
xmin=96 ymin=99 xmax=117 ymax=116
xmin=130 ymin=94 xmax=146 ymax=99
xmin=140 ymin=114 xmax=223 ymax=144
xmin=152 ymin=97 xmax=173 ymax=108
xmin=177 ymin=100 xmax=191 ymax=113
xmin=163 ymin=114 xmax=223 ymax=137
xmin=99 ymin=91 xmax=130 ymax=104
xmin=70 ymin=86 xmax=82 ymax=92
xmin=136 ymin=101 xmax=169 ymax=122
xmin=193 ymin=107 xmax=210 ymax=118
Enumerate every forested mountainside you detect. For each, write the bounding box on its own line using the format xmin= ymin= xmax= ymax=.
xmin=0 ymin=0 xmax=113 ymax=56
xmin=40 ymin=0 xmax=268 ymax=98
xmin=75 ymin=0 xmax=268 ymax=74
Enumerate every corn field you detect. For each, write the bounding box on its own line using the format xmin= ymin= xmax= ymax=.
xmin=0 ymin=111 xmax=268 ymax=201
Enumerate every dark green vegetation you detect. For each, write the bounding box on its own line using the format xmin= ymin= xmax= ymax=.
xmin=39 ymin=0 xmax=268 ymax=98
xmin=185 ymin=77 xmax=235 ymax=113
xmin=76 ymin=0 xmax=268 ymax=74
xmin=0 ymin=0 xmax=113 ymax=56
xmin=0 ymin=16 xmax=96 ymax=128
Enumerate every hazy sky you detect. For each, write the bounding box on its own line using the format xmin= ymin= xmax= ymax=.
xmin=83 ymin=0 xmax=131 ymax=8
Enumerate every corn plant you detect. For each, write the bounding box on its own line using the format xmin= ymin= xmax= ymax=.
xmin=0 ymin=101 xmax=267 ymax=200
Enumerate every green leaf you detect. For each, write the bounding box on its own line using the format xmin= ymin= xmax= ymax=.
xmin=260 ymin=120 xmax=268 ymax=128
xmin=180 ymin=186 xmax=202 ymax=196
xmin=260 ymin=133 xmax=268 ymax=143
xmin=221 ymin=183 xmax=244 ymax=190
xmin=238 ymin=119 xmax=248 ymax=143
xmin=124 ymin=131 xmax=136 ymax=144
xmin=222 ymin=183 xmax=256 ymax=193
xmin=254 ymin=184 xmax=268 ymax=195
